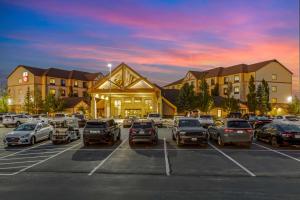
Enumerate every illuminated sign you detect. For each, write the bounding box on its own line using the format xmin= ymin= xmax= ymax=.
xmin=22 ymin=72 xmax=28 ymax=82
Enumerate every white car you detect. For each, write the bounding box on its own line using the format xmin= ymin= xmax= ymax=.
xmin=50 ymin=113 xmax=69 ymax=127
xmin=198 ymin=115 xmax=214 ymax=128
xmin=28 ymin=114 xmax=49 ymax=124
xmin=2 ymin=114 xmax=30 ymax=127
xmin=3 ymin=122 xmax=54 ymax=146
xmin=273 ymin=115 xmax=300 ymax=125
xmin=147 ymin=113 xmax=163 ymax=127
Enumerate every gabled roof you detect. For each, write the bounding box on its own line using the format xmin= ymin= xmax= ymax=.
xmin=64 ymin=97 xmax=89 ymax=108
xmin=189 ymin=71 xmax=206 ymax=79
xmin=164 ymin=78 xmax=184 ymax=87
xmin=8 ymin=65 xmax=103 ymax=81
xmin=161 ymin=89 xmax=179 ymax=106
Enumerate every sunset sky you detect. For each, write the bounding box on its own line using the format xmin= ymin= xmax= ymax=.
xmin=0 ymin=0 xmax=299 ymax=94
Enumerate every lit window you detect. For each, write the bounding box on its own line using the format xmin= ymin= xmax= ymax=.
xmin=271 ymin=98 xmax=277 ymax=103
xmin=49 ymin=89 xmax=56 ymax=95
xmin=234 ymin=75 xmax=240 ymax=83
xmin=224 ymin=77 xmax=229 ymax=84
xmin=234 ymin=86 xmax=240 ymax=94
xmin=74 ymin=80 xmax=78 ymax=87
xmin=223 ymin=88 xmax=228 ymax=95
xmin=124 ymin=98 xmax=132 ymax=103
xmin=272 ymin=86 xmax=277 ymax=92
xmin=134 ymin=97 xmax=142 ymax=103
xmin=272 ymin=74 xmax=277 ymax=80
xmin=60 ymin=89 xmax=66 ymax=96
xmin=18 ymin=79 xmax=22 ymax=84
xmin=50 ymin=78 xmax=55 ymax=85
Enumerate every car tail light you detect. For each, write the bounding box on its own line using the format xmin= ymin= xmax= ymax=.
xmin=245 ymin=129 xmax=253 ymax=134
xmin=282 ymin=132 xmax=294 ymax=137
xmin=224 ymin=129 xmax=234 ymax=133
xmin=129 ymin=128 xmax=136 ymax=135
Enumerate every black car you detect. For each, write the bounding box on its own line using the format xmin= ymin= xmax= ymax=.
xmin=83 ymin=119 xmax=120 ymax=146
xmin=172 ymin=118 xmax=208 ymax=146
xmin=73 ymin=114 xmax=87 ymax=128
xmin=129 ymin=120 xmax=158 ymax=145
xmin=256 ymin=122 xmax=300 ymax=147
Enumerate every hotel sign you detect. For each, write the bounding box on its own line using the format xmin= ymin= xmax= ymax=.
xmin=22 ymin=71 xmax=28 ymax=82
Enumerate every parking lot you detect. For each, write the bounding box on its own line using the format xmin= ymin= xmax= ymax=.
xmin=0 ymin=126 xmax=300 ymax=199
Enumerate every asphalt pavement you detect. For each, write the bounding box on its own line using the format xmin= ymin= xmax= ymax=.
xmin=0 ymin=126 xmax=300 ymax=199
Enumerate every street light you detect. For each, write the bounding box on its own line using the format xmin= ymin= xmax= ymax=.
xmin=107 ymin=63 xmax=112 ymax=118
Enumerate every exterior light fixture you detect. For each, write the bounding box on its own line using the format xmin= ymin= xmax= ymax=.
xmin=287 ymin=96 xmax=292 ymax=103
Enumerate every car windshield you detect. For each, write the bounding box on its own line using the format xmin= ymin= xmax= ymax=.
xmin=74 ymin=115 xmax=84 ymax=119
xmin=85 ymin=122 xmax=106 ymax=128
xmin=14 ymin=124 xmax=36 ymax=131
xmin=257 ymin=116 xmax=269 ymax=120
xmin=286 ymin=116 xmax=299 ymax=121
xmin=149 ymin=114 xmax=160 ymax=118
xmin=4 ymin=116 xmax=12 ymax=119
xmin=200 ymin=115 xmax=212 ymax=119
xmin=179 ymin=120 xmax=201 ymax=127
xmin=227 ymin=121 xmax=251 ymax=128
xmin=132 ymin=122 xmax=152 ymax=129
xmin=279 ymin=124 xmax=300 ymax=132
xmin=55 ymin=114 xmax=65 ymax=118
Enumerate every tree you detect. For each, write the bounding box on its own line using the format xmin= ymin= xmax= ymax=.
xmin=23 ymin=87 xmax=33 ymax=114
xmin=0 ymin=91 xmax=8 ymax=113
xmin=211 ymin=83 xmax=219 ymax=97
xmin=256 ymin=79 xmax=271 ymax=115
xmin=43 ymin=94 xmax=66 ymax=113
xmin=222 ymin=82 xmax=240 ymax=113
xmin=33 ymin=89 xmax=44 ymax=114
xmin=288 ymin=96 xmax=300 ymax=115
xmin=197 ymin=77 xmax=213 ymax=113
xmin=247 ymin=75 xmax=257 ymax=113
xmin=177 ymin=83 xmax=197 ymax=113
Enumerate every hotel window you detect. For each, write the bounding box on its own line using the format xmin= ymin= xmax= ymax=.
xmin=61 ymin=79 xmax=66 ymax=87
xmin=223 ymin=88 xmax=228 ymax=95
xmin=124 ymin=98 xmax=132 ymax=103
xmin=211 ymin=78 xmax=215 ymax=85
xmin=234 ymin=75 xmax=240 ymax=83
xmin=272 ymin=86 xmax=277 ymax=92
xmin=234 ymin=86 xmax=240 ymax=94
xmin=18 ymin=79 xmax=22 ymax=84
xmin=49 ymin=89 xmax=56 ymax=96
xmin=73 ymin=90 xmax=78 ymax=97
xmin=74 ymin=80 xmax=78 ymax=87
xmin=271 ymin=98 xmax=277 ymax=103
xmin=50 ymin=78 xmax=55 ymax=86
xmin=134 ymin=97 xmax=142 ymax=103
xmin=224 ymin=77 xmax=229 ymax=84
xmin=83 ymin=82 xmax=88 ymax=88
xmin=114 ymin=100 xmax=122 ymax=116
xmin=272 ymin=74 xmax=277 ymax=80
xmin=60 ymin=89 xmax=66 ymax=97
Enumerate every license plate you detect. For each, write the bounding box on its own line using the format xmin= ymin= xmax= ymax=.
xmin=139 ymin=131 xmax=145 ymax=134
xmin=191 ymin=138 xmax=197 ymax=141
xmin=237 ymin=130 xmax=243 ymax=134
xmin=295 ymin=135 xmax=300 ymax=138
xmin=90 ymin=131 xmax=100 ymax=134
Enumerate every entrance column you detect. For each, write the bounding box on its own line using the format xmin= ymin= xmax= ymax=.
xmin=91 ymin=94 xmax=97 ymax=119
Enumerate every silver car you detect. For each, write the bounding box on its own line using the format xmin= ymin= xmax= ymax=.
xmin=208 ymin=119 xmax=253 ymax=147
xmin=3 ymin=122 xmax=54 ymax=146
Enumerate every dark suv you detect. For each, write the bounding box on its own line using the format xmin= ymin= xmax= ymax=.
xmin=129 ymin=120 xmax=158 ymax=145
xmin=83 ymin=119 xmax=121 ymax=146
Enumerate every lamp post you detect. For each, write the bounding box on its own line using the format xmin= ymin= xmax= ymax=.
xmin=107 ymin=63 xmax=112 ymax=118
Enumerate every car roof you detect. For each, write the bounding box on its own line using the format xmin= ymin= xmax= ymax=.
xmin=178 ymin=117 xmax=199 ymax=121
xmin=225 ymin=118 xmax=247 ymax=121
xmin=86 ymin=119 xmax=110 ymax=123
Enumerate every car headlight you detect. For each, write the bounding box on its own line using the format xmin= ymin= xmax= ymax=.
xmin=179 ymin=131 xmax=186 ymax=135
xmin=21 ymin=134 xmax=30 ymax=138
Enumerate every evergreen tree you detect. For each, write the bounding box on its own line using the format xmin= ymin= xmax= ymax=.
xmin=0 ymin=91 xmax=8 ymax=113
xmin=288 ymin=96 xmax=300 ymax=115
xmin=197 ymin=77 xmax=213 ymax=113
xmin=33 ymin=89 xmax=44 ymax=114
xmin=222 ymin=82 xmax=240 ymax=113
xmin=247 ymin=75 xmax=257 ymax=113
xmin=211 ymin=83 xmax=219 ymax=97
xmin=23 ymin=87 xmax=33 ymax=114
xmin=177 ymin=83 xmax=197 ymax=113
xmin=262 ymin=79 xmax=271 ymax=112
xmin=256 ymin=79 xmax=271 ymax=115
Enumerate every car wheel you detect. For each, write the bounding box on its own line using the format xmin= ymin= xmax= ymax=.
xmin=16 ymin=121 xmax=20 ymax=127
xmin=108 ymin=135 xmax=115 ymax=146
xmin=67 ymin=137 xmax=71 ymax=143
xmin=48 ymin=132 xmax=52 ymax=140
xmin=271 ymin=136 xmax=279 ymax=148
xmin=117 ymin=131 xmax=121 ymax=140
xmin=172 ymin=132 xmax=176 ymax=141
xmin=217 ymin=135 xmax=224 ymax=147
xmin=52 ymin=141 xmax=58 ymax=145
xmin=176 ymin=135 xmax=182 ymax=146
xmin=84 ymin=140 xmax=89 ymax=147
xmin=30 ymin=136 xmax=36 ymax=145
xmin=4 ymin=125 xmax=8 ymax=128
xmin=129 ymin=140 xmax=134 ymax=146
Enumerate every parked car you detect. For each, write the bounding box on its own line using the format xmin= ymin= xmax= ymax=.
xmin=2 ymin=114 xmax=30 ymax=127
xmin=50 ymin=113 xmax=69 ymax=127
xmin=253 ymin=119 xmax=272 ymax=138
xmin=83 ymin=119 xmax=120 ymax=146
xmin=208 ymin=119 xmax=253 ymax=147
xmin=256 ymin=122 xmax=300 ymax=147
xmin=172 ymin=118 xmax=208 ymax=146
xmin=248 ymin=116 xmax=272 ymax=128
xmin=147 ymin=113 xmax=163 ymax=128
xmin=273 ymin=115 xmax=300 ymax=125
xmin=227 ymin=112 xmax=242 ymax=119
xmin=129 ymin=120 xmax=158 ymax=145
xmin=123 ymin=116 xmax=137 ymax=128
xmin=28 ymin=114 xmax=49 ymax=124
xmin=198 ymin=115 xmax=214 ymax=128
xmin=52 ymin=118 xmax=80 ymax=144
xmin=72 ymin=114 xmax=86 ymax=128
xmin=3 ymin=122 xmax=54 ymax=146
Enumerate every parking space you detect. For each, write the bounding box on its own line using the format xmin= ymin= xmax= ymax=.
xmin=0 ymin=126 xmax=300 ymax=178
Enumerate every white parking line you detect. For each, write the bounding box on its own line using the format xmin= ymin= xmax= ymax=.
xmin=0 ymin=141 xmax=51 ymax=159
xmin=88 ymin=138 xmax=128 ymax=176
xmin=0 ymin=165 xmax=29 ymax=170
xmin=0 ymin=160 xmax=42 ymax=166
xmin=164 ymin=137 xmax=171 ymax=176
xmin=253 ymin=143 xmax=300 ymax=162
xmin=16 ymin=151 xmax=62 ymax=156
xmin=0 ymin=155 xmax=49 ymax=161
xmin=12 ymin=142 xmax=81 ymax=175
xmin=209 ymin=143 xmax=256 ymax=177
